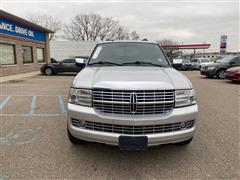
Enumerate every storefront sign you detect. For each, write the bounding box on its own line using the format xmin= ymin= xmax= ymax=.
xmin=220 ymin=35 xmax=227 ymax=55
xmin=0 ymin=18 xmax=46 ymax=43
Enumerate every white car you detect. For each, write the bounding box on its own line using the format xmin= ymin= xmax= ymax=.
xmin=67 ymin=41 xmax=198 ymax=150
xmin=191 ymin=58 xmax=213 ymax=70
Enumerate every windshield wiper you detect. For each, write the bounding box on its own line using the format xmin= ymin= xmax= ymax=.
xmin=88 ymin=61 xmax=122 ymax=66
xmin=122 ymin=61 xmax=165 ymax=67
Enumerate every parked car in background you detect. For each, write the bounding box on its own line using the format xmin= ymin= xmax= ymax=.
xmin=191 ymin=58 xmax=213 ymax=70
xmin=225 ymin=66 xmax=240 ymax=82
xmin=41 ymin=57 xmax=87 ymax=75
xmin=50 ymin=58 xmax=58 ymax=63
xmin=213 ymin=55 xmax=224 ymax=63
xmin=200 ymin=55 xmax=240 ymax=79
xmin=74 ymin=56 xmax=89 ymax=60
xmin=181 ymin=59 xmax=194 ymax=70
xmin=172 ymin=58 xmax=182 ymax=70
xmin=172 ymin=59 xmax=193 ymax=70
xmin=67 ymin=41 xmax=198 ymax=150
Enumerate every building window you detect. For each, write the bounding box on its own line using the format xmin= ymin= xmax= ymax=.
xmin=37 ymin=48 xmax=45 ymax=63
xmin=22 ymin=46 xmax=33 ymax=64
xmin=0 ymin=43 xmax=16 ymax=65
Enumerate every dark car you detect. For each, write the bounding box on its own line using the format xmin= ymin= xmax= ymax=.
xmin=41 ymin=57 xmax=87 ymax=75
xmin=225 ymin=66 xmax=240 ymax=82
xmin=181 ymin=59 xmax=194 ymax=70
xmin=172 ymin=58 xmax=182 ymax=70
xmin=172 ymin=58 xmax=193 ymax=70
xmin=200 ymin=55 xmax=240 ymax=79
xmin=50 ymin=58 xmax=58 ymax=63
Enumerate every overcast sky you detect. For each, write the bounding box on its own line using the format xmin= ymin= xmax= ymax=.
xmin=1 ymin=0 xmax=239 ymax=52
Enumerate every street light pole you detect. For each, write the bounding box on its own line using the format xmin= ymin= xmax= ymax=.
xmin=203 ymin=41 xmax=206 ymax=55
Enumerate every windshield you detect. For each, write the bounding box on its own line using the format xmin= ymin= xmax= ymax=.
xmin=217 ymin=56 xmax=234 ymax=64
xmin=183 ymin=59 xmax=191 ymax=63
xmin=88 ymin=42 xmax=170 ymax=67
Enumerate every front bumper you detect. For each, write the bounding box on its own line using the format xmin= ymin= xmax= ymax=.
xmin=182 ymin=65 xmax=193 ymax=70
xmin=200 ymin=69 xmax=215 ymax=77
xmin=67 ymin=104 xmax=198 ymax=146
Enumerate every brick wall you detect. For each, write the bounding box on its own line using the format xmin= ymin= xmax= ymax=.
xmin=0 ymin=34 xmax=50 ymax=77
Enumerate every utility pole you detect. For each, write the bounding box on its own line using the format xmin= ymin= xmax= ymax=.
xmin=203 ymin=41 xmax=206 ymax=55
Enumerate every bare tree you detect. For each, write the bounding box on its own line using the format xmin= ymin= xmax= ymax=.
xmin=156 ymin=39 xmax=180 ymax=60
xmin=156 ymin=38 xmax=178 ymax=46
xmin=99 ymin=17 xmax=118 ymax=41
xmin=64 ymin=14 xmax=100 ymax=41
xmin=63 ymin=23 xmax=85 ymax=41
xmin=105 ymin=25 xmax=129 ymax=40
xmin=114 ymin=26 xmax=130 ymax=40
xmin=89 ymin=14 xmax=102 ymax=41
xmin=130 ymin=31 xmax=140 ymax=40
xmin=64 ymin=13 xmax=131 ymax=41
xmin=27 ymin=14 xmax=62 ymax=40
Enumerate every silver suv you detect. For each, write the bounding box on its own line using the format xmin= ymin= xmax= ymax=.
xmin=67 ymin=41 xmax=198 ymax=150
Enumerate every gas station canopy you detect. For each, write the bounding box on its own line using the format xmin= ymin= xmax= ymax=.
xmin=161 ymin=43 xmax=211 ymax=50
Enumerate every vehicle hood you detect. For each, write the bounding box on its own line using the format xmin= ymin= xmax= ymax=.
xmin=226 ymin=66 xmax=240 ymax=72
xmin=201 ymin=62 xmax=213 ymax=65
xmin=43 ymin=62 xmax=59 ymax=66
xmin=205 ymin=63 xmax=225 ymax=67
xmin=73 ymin=66 xmax=192 ymax=90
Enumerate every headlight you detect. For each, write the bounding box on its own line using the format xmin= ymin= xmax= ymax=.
xmin=68 ymin=88 xmax=92 ymax=106
xmin=175 ymin=89 xmax=196 ymax=107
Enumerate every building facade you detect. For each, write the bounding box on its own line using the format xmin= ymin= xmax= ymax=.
xmin=0 ymin=10 xmax=53 ymax=76
xmin=50 ymin=41 xmax=97 ymax=61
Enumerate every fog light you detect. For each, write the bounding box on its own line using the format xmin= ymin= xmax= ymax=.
xmin=70 ymin=95 xmax=76 ymax=101
xmin=181 ymin=122 xmax=187 ymax=129
xmin=79 ymin=120 xmax=85 ymax=127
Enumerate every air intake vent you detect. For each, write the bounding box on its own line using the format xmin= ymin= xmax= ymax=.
xmin=71 ymin=119 xmax=194 ymax=135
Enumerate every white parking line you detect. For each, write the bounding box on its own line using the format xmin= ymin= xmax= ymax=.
xmin=1 ymin=95 xmax=68 ymax=96
xmin=0 ymin=95 xmax=67 ymax=117
xmin=0 ymin=96 xmax=12 ymax=110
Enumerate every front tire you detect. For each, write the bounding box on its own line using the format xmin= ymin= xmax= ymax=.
xmin=44 ymin=67 xmax=53 ymax=76
xmin=175 ymin=137 xmax=193 ymax=145
xmin=216 ymin=69 xmax=226 ymax=79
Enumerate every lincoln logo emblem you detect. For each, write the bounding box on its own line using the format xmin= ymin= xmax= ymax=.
xmin=130 ymin=92 xmax=137 ymax=113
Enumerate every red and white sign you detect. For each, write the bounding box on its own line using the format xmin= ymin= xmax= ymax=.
xmin=220 ymin=35 xmax=227 ymax=55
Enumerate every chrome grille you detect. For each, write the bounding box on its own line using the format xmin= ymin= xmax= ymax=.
xmin=71 ymin=119 xmax=195 ymax=135
xmin=92 ymin=89 xmax=175 ymax=115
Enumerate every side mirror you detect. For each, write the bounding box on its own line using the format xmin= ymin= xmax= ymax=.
xmin=75 ymin=58 xmax=86 ymax=66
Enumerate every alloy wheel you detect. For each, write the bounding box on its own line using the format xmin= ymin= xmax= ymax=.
xmin=45 ymin=68 xmax=53 ymax=75
xmin=217 ymin=69 xmax=225 ymax=79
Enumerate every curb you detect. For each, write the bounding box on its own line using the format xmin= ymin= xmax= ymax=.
xmin=0 ymin=71 xmax=41 ymax=83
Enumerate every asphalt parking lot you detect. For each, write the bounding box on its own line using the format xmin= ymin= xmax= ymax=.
xmin=0 ymin=71 xmax=239 ymax=179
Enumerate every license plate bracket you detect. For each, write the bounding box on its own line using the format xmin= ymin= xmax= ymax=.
xmin=119 ymin=136 xmax=148 ymax=151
